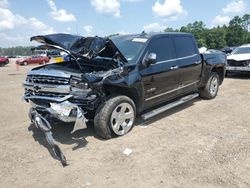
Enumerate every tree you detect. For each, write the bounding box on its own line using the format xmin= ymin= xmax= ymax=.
xmin=164 ymin=27 xmax=179 ymax=32
xmin=180 ymin=21 xmax=207 ymax=47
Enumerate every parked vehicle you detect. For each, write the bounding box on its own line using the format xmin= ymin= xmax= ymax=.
xmin=226 ymin=44 xmax=250 ymax=75
xmin=0 ymin=57 xmax=9 ymax=66
xmin=221 ymin=46 xmax=237 ymax=55
xmin=23 ymin=33 xmax=226 ymax=165
xmin=16 ymin=56 xmax=49 ymax=66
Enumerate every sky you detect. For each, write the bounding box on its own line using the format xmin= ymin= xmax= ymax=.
xmin=0 ymin=0 xmax=249 ymax=47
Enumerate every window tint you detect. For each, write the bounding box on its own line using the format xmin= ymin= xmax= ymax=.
xmin=174 ymin=36 xmax=196 ymax=58
xmin=148 ymin=37 xmax=175 ymax=62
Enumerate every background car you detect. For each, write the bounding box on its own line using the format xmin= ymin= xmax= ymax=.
xmin=226 ymin=44 xmax=250 ymax=75
xmin=16 ymin=56 xmax=49 ymax=66
xmin=0 ymin=57 xmax=9 ymax=66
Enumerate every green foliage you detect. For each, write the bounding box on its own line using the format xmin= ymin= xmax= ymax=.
xmin=0 ymin=46 xmax=34 ymax=56
xmin=166 ymin=14 xmax=250 ymax=49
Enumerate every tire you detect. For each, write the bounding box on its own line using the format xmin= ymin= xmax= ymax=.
xmin=94 ymin=95 xmax=136 ymax=139
xmin=199 ymin=72 xmax=220 ymax=99
xmin=23 ymin=61 xmax=28 ymax=66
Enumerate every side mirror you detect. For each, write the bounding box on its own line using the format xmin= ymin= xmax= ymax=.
xmin=143 ymin=53 xmax=157 ymax=67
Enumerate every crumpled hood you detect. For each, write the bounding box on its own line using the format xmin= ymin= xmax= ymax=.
xmin=227 ymin=54 xmax=250 ymax=61
xmin=30 ymin=33 xmax=127 ymax=63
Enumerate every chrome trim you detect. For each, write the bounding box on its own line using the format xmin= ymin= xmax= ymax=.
xmin=170 ymin=65 xmax=179 ymax=70
xmin=226 ymin=66 xmax=250 ymax=71
xmin=27 ymin=69 xmax=73 ymax=78
xmin=154 ymin=54 xmax=198 ymax=65
xmin=24 ymin=81 xmax=70 ymax=94
xmin=24 ymin=95 xmax=73 ymax=102
xmin=145 ymin=81 xmax=199 ymax=101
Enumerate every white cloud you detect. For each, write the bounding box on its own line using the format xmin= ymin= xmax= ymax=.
xmin=0 ymin=0 xmax=9 ymax=8
xmin=143 ymin=22 xmax=165 ymax=33
xmin=47 ymin=0 xmax=76 ymax=22
xmin=152 ymin=0 xmax=187 ymax=20
xmin=222 ymin=0 xmax=247 ymax=14
xmin=91 ymin=0 xmax=120 ymax=17
xmin=0 ymin=4 xmax=55 ymax=46
xmin=212 ymin=15 xmax=231 ymax=26
xmin=122 ymin=0 xmax=143 ymax=2
xmin=83 ymin=25 xmax=93 ymax=35
xmin=0 ymin=8 xmax=27 ymax=31
xmin=29 ymin=17 xmax=55 ymax=34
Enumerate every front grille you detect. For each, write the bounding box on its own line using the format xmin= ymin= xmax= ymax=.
xmin=25 ymin=89 xmax=67 ymax=98
xmin=26 ymin=75 xmax=69 ymax=85
xmin=227 ymin=60 xmax=249 ymax=67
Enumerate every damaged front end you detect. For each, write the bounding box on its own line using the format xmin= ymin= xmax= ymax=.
xmin=24 ymin=33 xmax=127 ymax=165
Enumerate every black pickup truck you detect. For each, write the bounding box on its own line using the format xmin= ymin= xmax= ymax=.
xmin=23 ymin=32 xmax=226 ymax=165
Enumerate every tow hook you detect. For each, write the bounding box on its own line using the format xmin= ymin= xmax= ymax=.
xmin=29 ymin=109 xmax=68 ymax=167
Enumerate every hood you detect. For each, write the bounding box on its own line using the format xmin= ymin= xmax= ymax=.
xmin=30 ymin=33 xmax=127 ymax=63
xmin=227 ymin=54 xmax=250 ymax=61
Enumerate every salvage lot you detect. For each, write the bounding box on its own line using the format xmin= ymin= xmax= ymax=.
xmin=0 ymin=61 xmax=250 ymax=188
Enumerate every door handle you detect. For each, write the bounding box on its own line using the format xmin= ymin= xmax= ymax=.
xmin=170 ymin=65 xmax=179 ymax=70
xmin=195 ymin=61 xmax=201 ymax=64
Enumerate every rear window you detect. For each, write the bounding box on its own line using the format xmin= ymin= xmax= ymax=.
xmin=174 ymin=36 xmax=197 ymax=58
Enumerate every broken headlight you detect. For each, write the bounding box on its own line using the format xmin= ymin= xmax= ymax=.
xmin=246 ymin=60 xmax=250 ymax=66
xmin=70 ymin=76 xmax=89 ymax=96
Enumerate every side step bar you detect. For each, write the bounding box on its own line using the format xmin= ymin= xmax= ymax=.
xmin=141 ymin=93 xmax=199 ymax=120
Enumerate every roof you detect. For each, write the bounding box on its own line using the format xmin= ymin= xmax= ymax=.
xmin=110 ymin=32 xmax=193 ymax=41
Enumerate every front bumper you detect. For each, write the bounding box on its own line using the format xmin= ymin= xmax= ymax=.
xmin=226 ymin=66 xmax=250 ymax=72
xmin=29 ymin=100 xmax=88 ymax=134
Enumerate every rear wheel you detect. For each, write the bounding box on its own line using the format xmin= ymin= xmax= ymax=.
xmin=199 ymin=72 xmax=220 ymax=99
xmin=94 ymin=95 xmax=136 ymax=139
xmin=23 ymin=61 xmax=28 ymax=66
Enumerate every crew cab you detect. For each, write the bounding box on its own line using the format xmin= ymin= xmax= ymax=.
xmin=16 ymin=55 xmax=49 ymax=66
xmin=23 ymin=33 xmax=226 ymax=165
xmin=226 ymin=44 xmax=250 ymax=74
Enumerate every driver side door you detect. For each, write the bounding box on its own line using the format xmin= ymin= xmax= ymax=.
xmin=139 ymin=36 xmax=179 ymax=108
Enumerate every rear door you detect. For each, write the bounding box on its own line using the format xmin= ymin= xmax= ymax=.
xmin=173 ymin=36 xmax=202 ymax=90
xmin=140 ymin=36 xmax=179 ymax=108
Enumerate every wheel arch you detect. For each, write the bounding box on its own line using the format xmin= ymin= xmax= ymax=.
xmin=211 ymin=66 xmax=225 ymax=85
xmin=103 ymin=85 xmax=143 ymax=114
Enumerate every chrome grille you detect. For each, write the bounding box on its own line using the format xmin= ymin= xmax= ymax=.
xmin=25 ymin=89 xmax=67 ymax=98
xmin=26 ymin=75 xmax=69 ymax=85
xmin=227 ymin=60 xmax=249 ymax=67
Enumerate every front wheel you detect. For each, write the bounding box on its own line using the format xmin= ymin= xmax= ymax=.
xmin=94 ymin=95 xmax=136 ymax=139
xmin=199 ymin=72 xmax=220 ymax=99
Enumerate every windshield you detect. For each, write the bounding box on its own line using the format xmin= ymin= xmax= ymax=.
xmin=111 ymin=36 xmax=146 ymax=62
xmin=232 ymin=47 xmax=250 ymax=55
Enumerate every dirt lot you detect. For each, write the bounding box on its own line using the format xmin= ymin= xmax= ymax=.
xmin=0 ymin=60 xmax=250 ymax=188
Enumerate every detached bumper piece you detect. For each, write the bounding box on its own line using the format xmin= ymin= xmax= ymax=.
xmin=28 ymin=101 xmax=88 ymax=166
xmin=29 ymin=109 xmax=68 ymax=166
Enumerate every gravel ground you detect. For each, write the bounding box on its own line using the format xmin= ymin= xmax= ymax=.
xmin=0 ymin=61 xmax=250 ymax=188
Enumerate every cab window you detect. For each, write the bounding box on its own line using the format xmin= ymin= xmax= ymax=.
xmin=173 ymin=36 xmax=197 ymax=58
xmin=148 ymin=37 xmax=175 ymax=62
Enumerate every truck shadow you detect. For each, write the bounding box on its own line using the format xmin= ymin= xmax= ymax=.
xmin=28 ymin=121 xmax=96 ymax=163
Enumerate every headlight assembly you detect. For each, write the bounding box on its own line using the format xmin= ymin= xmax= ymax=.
xmin=70 ymin=76 xmax=88 ymax=89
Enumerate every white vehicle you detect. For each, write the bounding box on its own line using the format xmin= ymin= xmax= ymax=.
xmin=226 ymin=44 xmax=250 ymax=74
